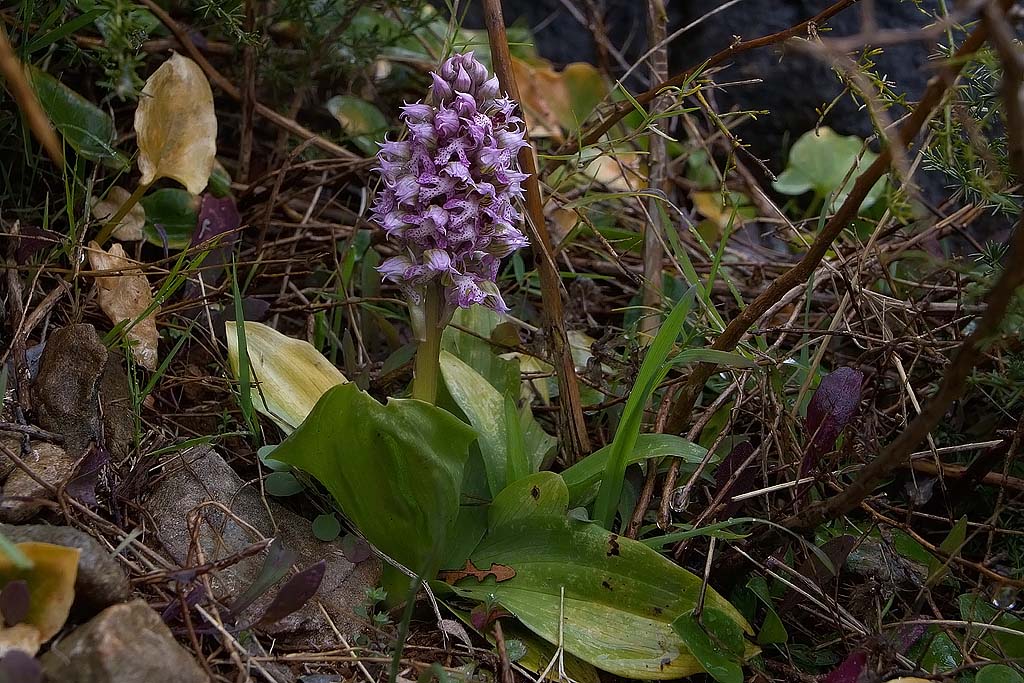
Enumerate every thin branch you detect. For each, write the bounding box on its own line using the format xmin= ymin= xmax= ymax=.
xmin=482 ymin=0 xmax=591 ymax=461
xmin=663 ymin=4 xmax=1009 ymax=438
xmin=785 ymin=0 xmax=1024 ymax=530
xmin=547 ymin=0 xmax=860 ymax=168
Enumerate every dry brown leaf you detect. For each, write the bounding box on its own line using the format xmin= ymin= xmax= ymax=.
xmin=584 ymin=153 xmax=645 ymax=191
xmin=135 ymin=52 xmax=217 ymax=194
xmin=0 ymin=541 xmax=80 ymax=655
xmin=87 ymin=241 xmax=159 ymax=370
xmin=511 ymin=57 xmax=568 ymax=141
xmin=90 ymin=186 xmax=146 ymax=241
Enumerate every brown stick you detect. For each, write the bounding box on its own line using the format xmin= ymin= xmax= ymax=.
xmin=0 ymin=26 xmax=63 ymax=167
xmin=639 ymin=0 xmax=669 ymax=338
xmin=663 ymin=7 xmax=1005 ymax=438
xmin=548 ymin=0 xmax=859 ymax=167
xmin=783 ymin=1 xmax=1022 ymax=530
xmin=137 ymin=0 xmax=360 ymax=162
xmin=482 ymin=0 xmax=591 ymax=461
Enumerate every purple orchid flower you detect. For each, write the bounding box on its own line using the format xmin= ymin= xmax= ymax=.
xmin=370 ymin=52 xmax=530 ymax=313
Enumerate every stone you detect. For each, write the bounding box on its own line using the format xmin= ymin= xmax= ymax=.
xmin=30 ymin=324 xmax=133 ymax=461
xmin=39 ymin=600 xmax=208 ymax=683
xmin=0 ymin=523 xmax=130 ymax=613
xmin=0 ymin=441 xmax=76 ymax=522
xmin=147 ymin=447 xmax=379 ymax=649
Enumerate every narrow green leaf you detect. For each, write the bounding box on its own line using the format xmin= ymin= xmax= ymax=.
xmin=504 ymin=393 xmax=529 ymax=486
xmin=594 ymin=289 xmax=694 ymax=528
xmin=926 ymin=515 xmax=967 ymax=585
xmin=561 ymin=433 xmax=706 ymax=506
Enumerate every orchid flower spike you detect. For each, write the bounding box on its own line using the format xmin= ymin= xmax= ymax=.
xmin=370 ymin=52 xmax=530 ymax=313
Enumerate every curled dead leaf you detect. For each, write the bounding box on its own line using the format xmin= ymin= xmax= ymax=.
xmin=87 ymin=241 xmax=159 ymax=370
xmin=135 ymin=53 xmax=217 ymax=194
xmin=90 ymin=187 xmax=145 ymax=241
xmin=511 ymin=57 xmax=567 ymax=140
xmin=0 ymin=542 xmax=80 ymax=656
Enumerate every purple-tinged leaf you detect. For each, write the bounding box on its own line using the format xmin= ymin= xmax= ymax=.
xmin=228 ymin=538 xmax=296 ymax=620
xmin=0 ymin=650 xmax=41 ymax=683
xmin=161 ymin=584 xmax=207 ymax=624
xmin=15 ymin=226 xmax=62 ymax=265
xmin=340 ymin=534 xmax=372 ymax=564
xmin=66 ymin=445 xmax=110 ymax=507
xmin=192 ymin=195 xmax=241 ymax=247
xmin=0 ymin=580 xmax=29 ymax=626
xmin=822 ymin=649 xmax=866 ymax=683
xmin=802 ymin=367 xmax=864 ymax=477
xmin=711 ymin=442 xmax=756 ymax=520
xmin=256 ymin=560 xmax=327 ymax=627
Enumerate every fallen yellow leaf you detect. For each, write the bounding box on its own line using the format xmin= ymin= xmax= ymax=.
xmin=511 ymin=57 xmax=568 ymax=141
xmin=226 ymin=321 xmax=347 ymax=432
xmin=87 ymin=241 xmax=159 ymax=370
xmin=0 ymin=541 xmax=80 ymax=655
xmin=90 ymin=186 xmax=146 ymax=241
xmin=135 ymin=52 xmax=217 ymax=194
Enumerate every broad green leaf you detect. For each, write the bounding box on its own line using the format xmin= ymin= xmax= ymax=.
xmin=502 ymin=621 xmax=600 ymax=683
xmin=265 ymin=472 xmax=304 ymax=496
xmin=450 ymin=482 xmax=754 ymax=679
xmin=326 ymin=95 xmax=388 ymax=156
xmin=442 ymin=305 xmax=519 ymax=397
xmin=140 ymin=188 xmax=198 ymax=249
xmin=272 ymin=383 xmax=475 ymax=577
xmin=772 ymin=127 xmax=885 ymax=211
xmin=671 ymin=608 xmax=746 ymax=683
xmin=977 ymin=664 xmax=1024 ymax=683
xmin=441 ymin=351 xmax=554 ymax=496
xmin=312 ymin=514 xmax=342 ymax=542
xmin=917 ymin=630 xmax=961 ymax=673
xmin=135 ymin=53 xmax=217 ymax=194
xmin=27 ymin=65 xmax=127 ymax=166
xmin=489 ymin=473 xmax=569 ymax=530
xmin=561 ymin=434 xmax=707 ymax=506
xmin=958 ymin=593 xmax=1024 ymax=660
xmin=926 ymin=515 xmax=967 ymax=585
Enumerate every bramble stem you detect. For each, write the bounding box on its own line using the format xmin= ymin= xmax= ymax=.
xmin=94 ymin=181 xmax=151 ymax=245
xmin=412 ymin=283 xmax=443 ymax=405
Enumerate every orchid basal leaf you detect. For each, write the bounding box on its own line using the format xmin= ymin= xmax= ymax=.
xmin=225 ymin=321 xmax=347 ymax=432
xmin=0 ymin=542 xmax=80 ymax=656
xmin=135 ymin=53 xmax=217 ymax=194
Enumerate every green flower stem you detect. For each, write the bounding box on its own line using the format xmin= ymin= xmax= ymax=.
xmin=94 ymin=180 xmax=151 ymax=245
xmin=412 ymin=283 xmax=443 ymax=405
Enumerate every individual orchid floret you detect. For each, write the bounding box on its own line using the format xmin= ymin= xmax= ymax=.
xmin=371 ymin=51 xmax=529 ymax=313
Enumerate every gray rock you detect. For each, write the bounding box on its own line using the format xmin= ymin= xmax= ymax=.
xmin=30 ymin=324 xmax=133 ymax=461
xmin=0 ymin=523 xmax=130 ymax=613
xmin=147 ymin=447 xmax=379 ymax=649
xmin=40 ymin=600 xmax=208 ymax=683
xmin=0 ymin=441 xmax=76 ymax=522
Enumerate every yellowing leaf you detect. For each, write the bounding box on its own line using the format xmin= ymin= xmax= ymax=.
xmin=87 ymin=241 xmax=159 ymax=370
xmin=135 ymin=52 xmax=217 ymax=194
xmin=225 ymin=321 xmax=347 ymax=432
xmin=0 ymin=542 xmax=80 ymax=655
xmin=90 ymin=186 xmax=146 ymax=241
